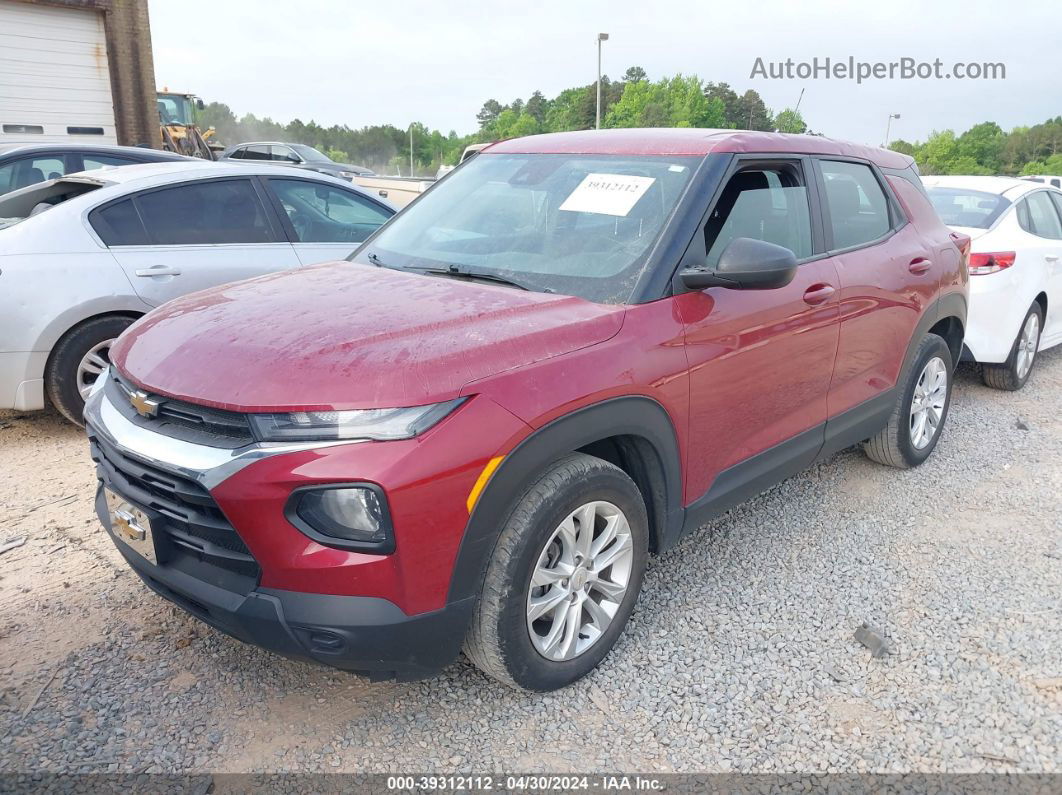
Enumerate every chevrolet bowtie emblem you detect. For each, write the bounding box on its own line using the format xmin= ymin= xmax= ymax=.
xmin=129 ymin=389 xmax=160 ymax=418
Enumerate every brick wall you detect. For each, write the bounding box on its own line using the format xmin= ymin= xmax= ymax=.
xmin=13 ymin=0 xmax=161 ymax=148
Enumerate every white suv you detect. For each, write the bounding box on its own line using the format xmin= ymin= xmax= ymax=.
xmin=0 ymin=161 xmax=394 ymax=422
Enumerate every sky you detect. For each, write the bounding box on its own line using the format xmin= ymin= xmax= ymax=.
xmin=148 ymin=0 xmax=1061 ymax=147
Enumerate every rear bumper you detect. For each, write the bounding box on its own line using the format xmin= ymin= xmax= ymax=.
xmin=0 ymin=351 xmax=48 ymax=410
xmin=97 ymin=485 xmax=473 ymax=680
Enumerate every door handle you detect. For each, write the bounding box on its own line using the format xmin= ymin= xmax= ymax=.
xmin=135 ymin=266 xmax=181 ymax=277
xmin=1045 ymin=254 xmax=1060 ymax=262
xmin=908 ymin=257 xmax=932 ymax=275
xmin=802 ymin=284 xmax=836 ymax=305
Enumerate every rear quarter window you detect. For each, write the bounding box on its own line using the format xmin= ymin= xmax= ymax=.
xmin=90 ymin=199 xmax=149 ymax=246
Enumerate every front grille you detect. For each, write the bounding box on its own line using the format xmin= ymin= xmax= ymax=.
xmin=106 ymin=371 xmax=254 ymax=448
xmin=89 ymin=433 xmax=260 ymax=585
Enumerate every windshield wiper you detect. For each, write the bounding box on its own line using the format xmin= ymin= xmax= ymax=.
xmin=414 ymin=264 xmax=534 ymax=292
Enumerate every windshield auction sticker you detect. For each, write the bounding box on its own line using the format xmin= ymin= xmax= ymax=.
xmin=559 ymin=173 xmax=656 ymax=217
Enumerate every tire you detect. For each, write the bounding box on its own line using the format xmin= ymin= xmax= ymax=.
xmin=863 ymin=333 xmax=954 ymax=469
xmin=463 ymin=453 xmax=649 ymax=691
xmin=45 ymin=315 xmax=134 ymax=425
xmin=982 ymin=303 xmax=1043 ymax=391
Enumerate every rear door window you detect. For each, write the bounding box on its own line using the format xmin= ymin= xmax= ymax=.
xmin=820 ymin=160 xmax=892 ymax=249
xmin=241 ymin=145 xmax=271 ymax=161
xmin=132 ymin=179 xmax=276 ymax=245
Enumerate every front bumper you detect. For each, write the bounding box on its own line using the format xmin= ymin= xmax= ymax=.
xmin=97 ymin=485 xmax=472 ymax=679
xmin=82 ymin=377 xmax=526 ymax=679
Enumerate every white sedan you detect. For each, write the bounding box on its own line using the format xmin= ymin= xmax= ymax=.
xmin=0 ymin=161 xmax=395 ymax=422
xmin=924 ymin=175 xmax=1062 ymax=390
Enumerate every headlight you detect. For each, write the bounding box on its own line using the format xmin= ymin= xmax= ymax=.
xmin=339 ymin=170 xmax=357 ymax=179
xmin=288 ymin=485 xmax=394 ymax=552
xmin=249 ymin=399 xmax=465 ymax=442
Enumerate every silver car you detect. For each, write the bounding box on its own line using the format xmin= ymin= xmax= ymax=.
xmin=0 ymin=161 xmax=395 ymax=423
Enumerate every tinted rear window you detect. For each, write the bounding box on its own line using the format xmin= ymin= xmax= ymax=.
xmin=927 ymin=187 xmax=1010 ymax=229
xmin=134 ymin=179 xmax=275 ymax=245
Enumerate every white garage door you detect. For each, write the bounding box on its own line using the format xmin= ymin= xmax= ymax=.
xmin=0 ymin=1 xmax=118 ymax=144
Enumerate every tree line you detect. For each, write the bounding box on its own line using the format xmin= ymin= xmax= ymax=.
xmin=889 ymin=118 xmax=1062 ymax=176
xmin=197 ymin=67 xmax=804 ymax=176
xmin=198 ymin=70 xmax=1061 ymax=179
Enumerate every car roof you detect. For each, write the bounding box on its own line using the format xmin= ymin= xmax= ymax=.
xmin=485 ymin=128 xmax=915 ymax=170
xmin=0 ymin=142 xmax=191 ymax=159
xmin=920 ymin=175 xmax=1045 ymax=197
xmin=54 ymin=159 xmax=351 ymax=186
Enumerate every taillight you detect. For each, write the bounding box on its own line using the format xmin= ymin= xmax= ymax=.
xmin=968 ymin=251 xmax=1016 ymax=275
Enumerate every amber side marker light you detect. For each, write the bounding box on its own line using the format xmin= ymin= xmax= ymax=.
xmin=466 ymin=456 xmax=504 ymax=514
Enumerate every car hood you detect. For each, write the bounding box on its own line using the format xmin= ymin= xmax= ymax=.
xmin=111 ymin=263 xmax=625 ymax=412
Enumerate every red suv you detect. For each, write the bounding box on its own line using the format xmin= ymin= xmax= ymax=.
xmin=85 ymin=130 xmax=969 ymax=691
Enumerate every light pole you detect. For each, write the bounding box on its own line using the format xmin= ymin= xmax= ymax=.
xmin=596 ymin=32 xmax=609 ymax=129
xmin=409 ymin=123 xmax=414 ymax=176
xmin=884 ymin=113 xmax=901 ymax=148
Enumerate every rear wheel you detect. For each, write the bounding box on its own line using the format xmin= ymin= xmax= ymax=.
xmin=45 ymin=315 xmax=134 ymax=425
xmin=463 ymin=453 xmax=649 ymax=691
xmin=863 ymin=333 xmax=953 ymax=469
xmin=982 ymin=303 xmax=1042 ymax=391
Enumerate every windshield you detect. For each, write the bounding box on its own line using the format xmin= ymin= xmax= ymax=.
xmin=356 ymin=153 xmax=700 ymax=303
xmin=292 ymin=145 xmax=332 ymax=163
xmin=927 ymin=187 xmax=1011 ymax=229
xmin=157 ymin=94 xmax=195 ymax=126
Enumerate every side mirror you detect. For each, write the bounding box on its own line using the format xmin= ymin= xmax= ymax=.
xmin=680 ymin=237 xmax=798 ymax=291
xmin=196 ymin=98 xmax=205 ymax=110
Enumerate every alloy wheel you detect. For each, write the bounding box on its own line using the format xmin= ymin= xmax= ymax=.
xmin=909 ymin=356 xmax=948 ymax=450
xmin=1016 ymin=312 xmax=1040 ymax=381
xmin=76 ymin=339 xmax=114 ymax=400
xmin=526 ymin=500 xmax=634 ymax=661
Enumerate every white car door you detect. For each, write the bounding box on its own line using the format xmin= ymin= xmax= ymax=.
xmin=94 ymin=177 xmax=300 ymax=306
xmin=263 ymin=177 xmax=393 ymax=266
xmin=1018 ymin=191 xmax=1062 ymax=343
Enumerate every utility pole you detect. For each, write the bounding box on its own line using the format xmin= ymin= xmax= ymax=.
xmin=596 ymin=33 xmax=609 ymax=129
xmin=409 ymin=124 xmax=414 ymax=176
xmin=884 ymin=113 xmax=901 ymax=148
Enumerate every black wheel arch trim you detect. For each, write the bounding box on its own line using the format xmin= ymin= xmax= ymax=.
xmin=904 ymin=291 xmax=967 ymax=377
xmin=445 ymin=395 xmax=684 ymax=604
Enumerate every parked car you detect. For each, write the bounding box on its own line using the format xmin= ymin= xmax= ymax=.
xmin=0 ymin=143 xmax=190 ymax=197
xmin=216 ymin=141 xmax=438 ymax=208
xmin=0 ymin=161 xmax=394 ymax=422
xmin=217 ymin=141 xmax=374 ymax=178
xmin=1022 ymin=175 xmax=1062 ymax=189
xmin=85 ymin=129 xmax=968 ymax=691
xmin=924 ymin=175 xmax=1062 ymax=390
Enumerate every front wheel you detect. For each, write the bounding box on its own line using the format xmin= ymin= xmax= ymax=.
xmin=863 ymin=333 xmax=954 ymax=469
xmin=982 ymin=303 xmax=1042 ymax=391
xmin=463 ymin=453 xmax=649 ymax=691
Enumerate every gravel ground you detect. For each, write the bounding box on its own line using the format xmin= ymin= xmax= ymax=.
xmin=0 ymin=353 xmax=1060 ymax=776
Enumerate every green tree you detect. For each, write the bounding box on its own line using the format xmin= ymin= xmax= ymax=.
xmin=623 ymin=65 xmax=648 ymax=83
xmin=525 ymin=90 xmax=548 ymax=124
xmin=733 ymin=90 xmax=772 ymax=131
xmin=919 ymin=130 xmax=959 ymax=175
xmin=476 ymin=99 xmax=504 ymax=129
xmin=773 ymin=108 xmax=807 ymax=134
xmin=703 ymin=82 xmax=740 ymax=127
xmin=956 ymin=122 xmax=1006 ymax=173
